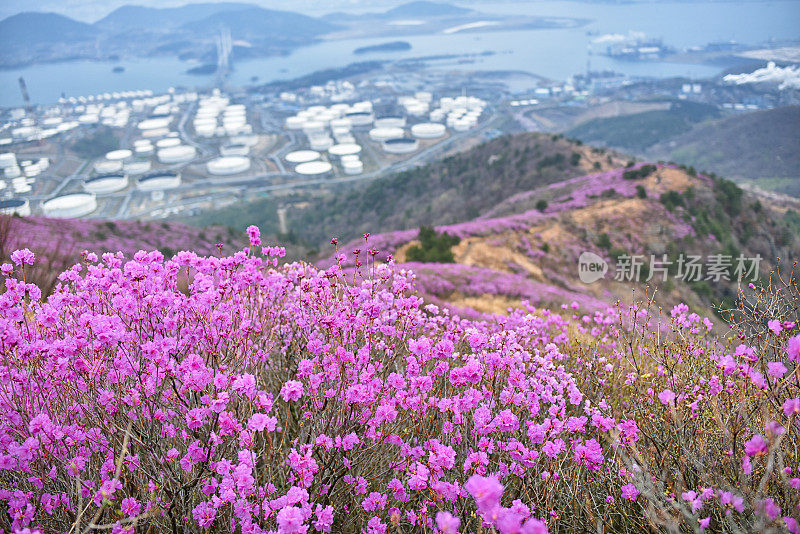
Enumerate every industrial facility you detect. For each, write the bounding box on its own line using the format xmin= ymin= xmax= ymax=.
xmin=0 ymin=68 xmax=489 ymax=221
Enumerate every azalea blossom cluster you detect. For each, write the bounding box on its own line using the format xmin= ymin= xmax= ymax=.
xmin=0 ymin=228 xmax=798 ymax=533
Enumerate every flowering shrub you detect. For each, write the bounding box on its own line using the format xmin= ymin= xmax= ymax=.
xmin=0 ymin=228 xmax=798 ymax=533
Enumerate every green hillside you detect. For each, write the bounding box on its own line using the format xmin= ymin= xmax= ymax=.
xmin=187 ymin=133 xmax=614 ymax=249
xmin=566 ymin=100 xmax=720 ymax=152
xmin=649 ymin=106 xmax=800 ymax=196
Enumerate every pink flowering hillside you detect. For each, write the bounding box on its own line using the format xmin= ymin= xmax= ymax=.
xmin=329 ymin=164 xmax=800 ymax=319
xmin=0 ymin=214 xmax=245 ymax=296
xmin=1 ymin=227 xmax=800 ymax=533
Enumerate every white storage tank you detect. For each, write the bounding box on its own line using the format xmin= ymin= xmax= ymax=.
xmin=0 ymin=153 xmax=17 ymax=169
xmin=157 ymin=145 xmax=196 ymax=164
xmin=138 ymin=117 xmax=171 ymax=131
xmin=369 ymin=127 xmax=405 ymax=142
xmin=106 ymin=149 xmax=133 ymax=161
xmin=4 ymin=166 xmax=21 ymax=179
xmin=342 ymin=159 xmax=363 ymax=175
xmin=302 ymin=121 xmax=325 ymax=135
xmin=429 ymin=109 xmax=445 ymax=122
xmin=141 ymin=127 xmax=170 ymax=139
xmin=332 ymin=126 xmax=350 ymax=139
xmin=328 ymin=143 xmax=362 ymax=157
xmin=352 ymin=101 xmax=373 ymax=113
xmin=329 ymin=118 xmax=352 ymax=130
xmin=138 ymin=171 xmax=181 ymax=191
xmin=382 ymin=137 xmax=419 ymax=154
xmin=206 ymin=156 xmax=250 ymax=176
xmin=295 ymin=161 xmax=332 ymax=176
xmin=156 ymin=137 xmax=181 ymax=148
xmin=23 ymin=163 xmax=41 ymax=177
xmin=134 ymin=143 xmax=154 ymax=155
xmin=94 ymin=160 xmax=123 ymax=173
xmin=309 ymin=136 xmax=333 ymax=151
xmin=0 ymin=198 xmax=30 ymax=216
xmin=285 ymin=150 xmax=320 ymax=163
xmin=405 ymin=102 xmax=429 ymax=117
xmin=412 ymin=123 xmax=447 ymax=139
xmin=123 ymin=160 xmax=152 ymax=175
xmin=453 ymin=117 xmax=475 ymax=132
xmin=84 ymin=173 xmax=129 ymax=194
xmin=345 ymin=111 xmax=374 ymax=127
xmin=13 ymin=182 xmax=31 ymax=194
xmin=285 ymin=116 xmax=305 ymax=130
xmin=42 ymin=193 xmax=97 ymax=218
xmin=195 ymin=123 xmax=216 ymax=137
xmin=375 ymin=117 xmax=406 ymax=128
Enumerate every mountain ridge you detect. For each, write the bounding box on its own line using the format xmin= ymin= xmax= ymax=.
xmin=325 ymin=163 xmax=800 ymax=319
xmin=93 ymin=2 xmax=256 ymax=31
xmin=0 ymin=12 xmax=98 ymax=47
xmin=0 ymin=3 xmax=340 ymax=68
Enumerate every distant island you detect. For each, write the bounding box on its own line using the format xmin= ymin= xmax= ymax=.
xmin=354 ymin=41 xmax=411 ymax=55
xmin=186 ymin=64 xmax=217 ymax=75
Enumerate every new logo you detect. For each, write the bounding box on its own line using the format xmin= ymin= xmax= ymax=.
xmin=578 ymin=252 xmax=608 ymax=284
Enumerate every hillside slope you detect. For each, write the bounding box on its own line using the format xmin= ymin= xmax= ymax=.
xmin=0 ymin=12 xmax=97 ymax=45
xmin=190 ymin=133 xmax=622 ymax=249
xmin=94 ymin=2 xmax=254 ymax=31
xmin=0 ymin=4 xmax=340 ymax=67
xmin=566 ymin=100 xmax=720 ymax=153
xmin=0 ymin=215 xmax=245 ymax=294
xmin=648 ymin=106 xmax=800 ymax=195
xmin=184 ymin=8 xmax=339 ymax=43
xmin=324 ymin=164 xmax=800 ymax=319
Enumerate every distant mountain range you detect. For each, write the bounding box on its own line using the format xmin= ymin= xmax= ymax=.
xmin=648 ymin=106 xmax=800 ymax=196
xmin=566 ymin=100 xmax=721 ymax=153
xmin=566 ymin=103 xmax=800 ymax=198
xmin=0 ymin=12 xmax=98 ymax=44
xmin=325 ymin=1 xmax=472 ymax=21
xmin=93 ymin=2 xmax=255 ymax=32
xmin=0 ymin=1 xmax=477 ymax=69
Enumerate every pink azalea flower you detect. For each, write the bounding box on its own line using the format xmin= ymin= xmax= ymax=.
xmin=280 ymin=380 xmax=304 ymax=402
xmin=658 ymin=389 xmax=676 ymax=406
xmin=464 ymin=474 xmax=503 ymax=513
xmin=435 ymin=511 xmax=461 ymax=534
xmin=767 ymin=361 xmax=788 ymax=378
xmin=769 ymin=319 xmax=783 ymax=336
xmin=621 ymin=483 xmax=639 ymax=501
xmin=744 ymin=434 xmax=769 ymax=457
xmin=10 ymin=248 xmax=35 ymax=265
xmin=787 ymin=336 xmax=800 ymax=362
